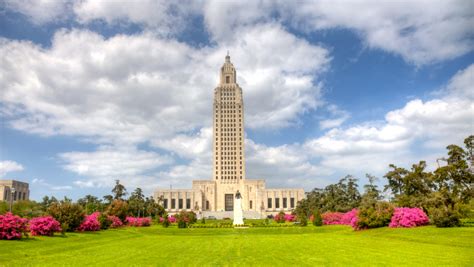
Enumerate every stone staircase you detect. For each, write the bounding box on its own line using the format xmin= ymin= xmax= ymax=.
xmin=201 ymin=210 xmax=263 ymax=219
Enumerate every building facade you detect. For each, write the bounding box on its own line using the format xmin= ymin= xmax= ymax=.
xmin=154 ymin=55 xmax=304 ymax=218
xmin=0 ymin=180 xmax=30 ymax=202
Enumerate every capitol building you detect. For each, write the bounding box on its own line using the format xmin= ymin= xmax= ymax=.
xmin=154 ymin=55 xmax=304 ymax=218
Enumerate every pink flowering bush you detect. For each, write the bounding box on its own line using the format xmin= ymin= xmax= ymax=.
xmin=389 ymin=207 xmax=429 ymax=228
xmin=107 ymin=215 xmax=123 ymax=228
xmin=284 ymin=214 xmax=296 ymax=222
xmin=160 ymin=215 xmax=177 ymax=223
xmin=322 ymin=212 xmax=344 ymax=225
xmin=342 ymin=209 xmax=358 ymax=225
xmin=126 ymin=217 xmax=151 ymax=227
xmin=0 ymin=212 xmax=28 ymax=240
xmin=29 ymin=216 xmax=62 ymax=236
xmin=78 ymin=212 xmax=101 ymax=231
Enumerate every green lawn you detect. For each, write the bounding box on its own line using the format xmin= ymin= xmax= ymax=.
xmin=1 ymin=225 xmax=473 ymax=266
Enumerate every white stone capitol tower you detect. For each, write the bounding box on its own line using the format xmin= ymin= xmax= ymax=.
xmin=213 ymin=53 xmax=246 ymax=183
xmin=155 ymin=54 xmax=304 ymax=218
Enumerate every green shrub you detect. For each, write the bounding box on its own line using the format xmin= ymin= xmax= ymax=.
xmin=299 ymin=214 xmax=308 ymax=226
xmin=47 ymin=202 xmax=85 ymax=232
xmin=106 ymin=200 xmax=129 ymax=222
xmin=356 ymin=202 xmax=394 ymax=230
xmin=312 ymin=209 xmax=323 ymax=226
xmin=430 ymin=207 xmax=461 ymax=227
xmin=178 ymin=220 xmax=187 ymax=228
xmin=98 ymin=213 xmax=111 ymax=230
xmin=162 ymin=216 xmax=170 ymax=228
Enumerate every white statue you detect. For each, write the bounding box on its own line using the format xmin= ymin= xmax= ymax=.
xmin=233 ymin=190 xmax=244 ymax=225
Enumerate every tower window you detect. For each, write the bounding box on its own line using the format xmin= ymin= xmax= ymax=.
xmin=226 ymin=76 xmax=230 ymax=83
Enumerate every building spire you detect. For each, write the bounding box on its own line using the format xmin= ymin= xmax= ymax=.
xmin=225 ymin=51 xmax=230 ymax=63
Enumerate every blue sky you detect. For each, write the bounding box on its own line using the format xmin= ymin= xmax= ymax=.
xmin=0 ymin=0 xmax=473 ymax=201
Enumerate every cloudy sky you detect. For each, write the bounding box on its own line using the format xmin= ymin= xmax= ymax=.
xmin=0 ymin=0 xmax=473 ymax=200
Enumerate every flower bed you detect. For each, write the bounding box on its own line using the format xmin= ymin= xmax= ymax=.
xmin=0 ymin=212 xmax=28 ymax=240
xmin=29 ymin=216 xmax=62 ymax=236
xmin=126 ymin=217 xmax=151 ymax=227
xmin=159 ymin=216 xmax=177 ymax=223
xmin=274 ymin=213 xmax=296 ymax=223
xmin=389 ymin=207 xmax=429 ymax=228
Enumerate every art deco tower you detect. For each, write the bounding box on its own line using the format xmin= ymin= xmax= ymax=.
xmin=213 ymin=54 xmax=245 ymax=183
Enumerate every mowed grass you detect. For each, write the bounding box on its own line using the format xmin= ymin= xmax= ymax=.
xmin=1 ymin=225 xmax=473 ymax=266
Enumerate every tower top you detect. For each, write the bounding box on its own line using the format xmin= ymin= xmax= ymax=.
xmin=220 ymin=53 xmax=236 ymax=84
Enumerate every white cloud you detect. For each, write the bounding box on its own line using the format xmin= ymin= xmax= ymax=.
xmin=0 ymin=26 xmax=329 ymax=143
xmin=305 ymin=63 xmax=474 ymax=175
xmin=281 ymin=0 xmax=473 ymax=65
xmin=202 ymin=0 xmax=473 ymax=65
xmin=319 ymin=104 xmax=350 ymax=129
xmin=31 ymin=178 xmax=72 ymax=191
xmin=3 ymin=0 xmax=71 ymax=25
xmin=0 ymin=160 xmax=24 ymax=177
xmin=4 ymin=1 xmax=471 ymax=65
xmin=73 ymin=0 xmax=201 ymax=36
xmin=59 ymin=146 xmax=172 ymax=188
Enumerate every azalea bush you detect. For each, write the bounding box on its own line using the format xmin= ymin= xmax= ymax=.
xmin=0 ymin=212 xmax=28 ymax=240
xmin=29 ymin=216 xmax=62 ymax=236
xmin=389 ymin=207 xmax=430 ymax=228
xmin=274 ymin=212 xmax=286 ymax=223
xmin=126 ymin=217 xmax=151 ymax=227
xmin=284 ymin=214 xmax=296 ymax=222
xmin=343 ymin=209 xmax=358 ymax=226
xmin=108 ymin=215 xmax=123 ymax=228
xmin=322 ymin=212 xmax=344 ymax=225
xmin=175 ymin=211 xmax=197 ymax=225
xmin=78 ymin=212 xmax=101 ymax=231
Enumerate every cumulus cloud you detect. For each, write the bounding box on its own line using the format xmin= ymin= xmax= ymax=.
xmin=59 ymin=146 xmax=173 ymax=188
xmin=319 ymin=105 xmax=350 ymax=130
xmin=305 ymin=63 xmax=474 ymax=174
xmin=74 ymin=0 xmax=201 ymax=36
xmin=2 ymin=0 xmax=71 ymax=25
xmin=281 ymin=0 xmax=473 ymax=65
xmin=4 ymin=0 xmax=471 ymax=65
xmin=0 ymin=160 xmax=24 ymax=177
xmin=31 ymin=178 xmax=73 ymax=191
xmin=0 ymin=25 xmax=329 ymax=142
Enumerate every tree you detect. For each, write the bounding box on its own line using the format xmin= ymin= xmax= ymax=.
xmin=112 ymin=180 xmax=127 ymax=200
xmin=103 ymin=195 xmax=113 ymax=205
xmin=360 ymin=174 xmax=382 ymax=208
xmin=129 ymin=188 xmax=145 ymax=217
xmin=40 ymin=196 xmax=58 ymax=211
xmin=429 ymin=139 xmax=474 ymax=227
xmin=77 ymin=195 xmax=102 ymax=214
xmin=295 ymin=176 xmax=362 ymax=216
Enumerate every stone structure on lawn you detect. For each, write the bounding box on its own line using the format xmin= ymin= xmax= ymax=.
xmin=154 ymin=54 xmax=304 ymax=219
xmin=0 ymin=180 xmax=29 ymax=202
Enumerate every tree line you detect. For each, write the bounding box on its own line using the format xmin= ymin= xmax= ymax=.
xmin=296 ymin=135 xmax=473 ymax=227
